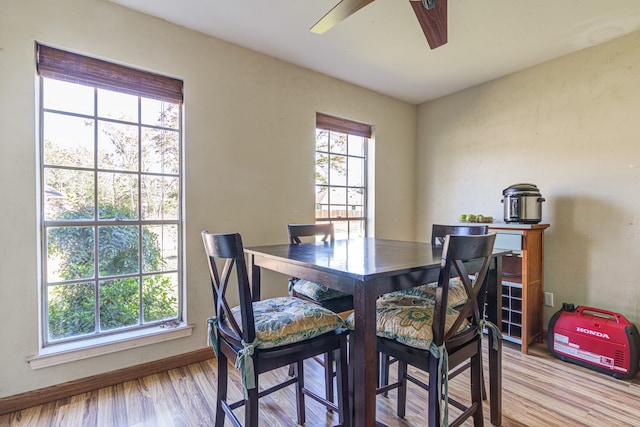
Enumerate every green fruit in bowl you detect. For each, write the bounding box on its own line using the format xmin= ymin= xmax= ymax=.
xmin=459 ymin=214 xmax=468 ymax=222
xmin=467 ymin=214 xmax=477 ymax=222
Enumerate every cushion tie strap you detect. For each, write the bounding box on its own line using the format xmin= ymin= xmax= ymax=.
xmin=206 ymin=317 xmax=219 ymax=357
xmin=429 ymin=342 xmax=449 ymax=427
xmin=235 ymin=338 xmax=259 ymax=398
xmin=478 ymin=319 xmax=503 ymax=350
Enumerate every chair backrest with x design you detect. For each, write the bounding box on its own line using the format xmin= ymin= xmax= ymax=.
xmin=201 ymin=231 xmax=255 ymax=348
xmin=433 ymin=233 xmax=496 ymax=348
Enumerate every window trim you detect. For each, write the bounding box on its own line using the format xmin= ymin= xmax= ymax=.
xmin=28 ymin=324 xmax=194 ymax=369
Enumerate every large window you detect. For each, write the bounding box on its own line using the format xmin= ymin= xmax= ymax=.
xmin=315 ymin=113 xmax=371 ymax=239
xmin=37 ymin=44 xmax=183 ymax=346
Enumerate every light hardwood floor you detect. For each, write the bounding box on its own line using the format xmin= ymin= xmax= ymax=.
xmin=2 ymin=341 xmax=640 ymax=426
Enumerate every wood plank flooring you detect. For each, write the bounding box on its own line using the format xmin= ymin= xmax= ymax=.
xmin=2 ymin=341 xmax=640 ymax=426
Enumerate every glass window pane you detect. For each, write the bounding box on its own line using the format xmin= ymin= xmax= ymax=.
xmin=348 ymin=188 xmax=363 ymax=206
xmin=142 ymin=128 xmax=179 ymax=174
xmin=44 ymin=168 xmax=95 ymax=220
xmin=43 ymin=78 xmax=94 ymax=115
xmin=330 ymin=205 xmax=346 ymax=218
xmin=143 ymin=273 xmax=179 ymax=322
xmin=99 ymin=278 xmax=140 ymax=330
xmin=348 ymin=135 xmax=365 ymax=157
xmin=141 ymin=99 xmax=180 ymax=129
xmin=333 ymin=221 xmax=349 ymax=240
xmin=317 ymin=204 xmax=328 ymax=218
xmin=98 ymin=172 xmax=139 ymax=220
xmin=330 ymin=187 xmax=347 ymax=205
xmin=143 ymin=225 xmax=178 ymax=272
xmin=141 ymin=176 xmax=179 ymax=220
xmin=98 ymin=226 xmax=139 ymax=277
xmin=316 ymin=129 xmax=329 ymax=152
xmin=315 ymin=185 xmax=328 ymax=205
xmin=47 ymin=226 xmax=95 ymax=281
xmin=348 ymin=205 xmax=364 ymax=218
xmin=329 ymin=154 xmax=347 ymax=186
xmin=43 ymin=112 xmax=95 ymax=168
xmin=315 ymin=152 xmax=328 ymax=186
xmin=98 ymin=121 xmax=139 ymax=171
xmin=98 ymin=89 xmax=138 ymax=122
xmin=329 ymin=132 xmax=347 ymax=154
xmin=349 ymin=220 xmax=366 ymax=238
xmin=347 ymin=157 xmax=364 ymax=187
xmin=47 ymin=283 xmax=96 ymax=340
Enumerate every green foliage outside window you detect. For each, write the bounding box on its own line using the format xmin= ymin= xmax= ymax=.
xmin=47 ymin=205 xmax=178 ymax=339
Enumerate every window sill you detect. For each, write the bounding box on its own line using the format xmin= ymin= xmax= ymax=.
xmin=27 ymin=323 xmax=194 ymax=370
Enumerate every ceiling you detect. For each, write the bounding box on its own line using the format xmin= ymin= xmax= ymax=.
xmin=109 ymin=0 xmax=640 ymax=105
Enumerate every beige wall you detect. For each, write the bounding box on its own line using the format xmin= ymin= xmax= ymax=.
xmin=416 ymin=31 xmax=640 ymax=327
xmin=0 ymin=0 xmax=416 ymax=397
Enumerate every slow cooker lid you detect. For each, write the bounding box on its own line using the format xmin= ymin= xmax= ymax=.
xmin=502 ymin=183 xmax=541 ymax=196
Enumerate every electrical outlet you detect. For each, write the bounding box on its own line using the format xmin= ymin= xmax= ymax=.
xmin=544 ymin=292 xmax=554 ymax=307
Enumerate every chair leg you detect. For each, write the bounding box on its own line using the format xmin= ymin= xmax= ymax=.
xmin=481 ymin=366 xmax=487 ymax=401
xmin=245 ymin=376 xmax=259 ymax=427
xmin=324 ymin=351 xmax=335 ymax=404
xmin=295 ymin=360 xmax=306 ymax=424
xmin=471 ymin=344 xmax=484 ymax=426
xmin=396 ymin=360 xmax=408 ymax=418
xmin=380 ymin=353 xmax=390 ymax=397
xmin=215 ymin=352 xmax=228 ymax=427
xmin=428 ymin=358 xmax=441 ymax=427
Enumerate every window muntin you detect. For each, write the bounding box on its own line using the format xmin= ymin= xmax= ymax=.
xmin=315 ymin=114 xmax=370 ymax=239
xmin=38 ymin=47 xmax=183 ymax=346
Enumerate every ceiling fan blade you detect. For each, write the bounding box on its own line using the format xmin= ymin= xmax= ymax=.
xmin=310 ymin=0 xmax=376 ymax=34
xmin=410 ymin=0 xmax=448 ymax=49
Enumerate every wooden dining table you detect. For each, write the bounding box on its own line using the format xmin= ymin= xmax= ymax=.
xmin=245 ymin=238 xmax=506 ymax=427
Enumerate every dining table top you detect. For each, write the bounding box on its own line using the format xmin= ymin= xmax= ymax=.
xmin=245 ymin=237 xmax=447 ymax=279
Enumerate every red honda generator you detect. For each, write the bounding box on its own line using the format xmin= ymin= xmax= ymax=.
xmin=548 ymin=303 xmax=640 ymax=379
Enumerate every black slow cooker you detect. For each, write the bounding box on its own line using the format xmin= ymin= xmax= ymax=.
xmin=501 ymin=183 xmax=545 ymax=224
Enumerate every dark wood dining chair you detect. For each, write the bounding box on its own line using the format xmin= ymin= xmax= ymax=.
xmin=202 ymin=231 xmax=350 ymax=427
xmin=287 ymin=223 xmax=354 ymax=314
xmin=286 ymin=223 xmax=353 ymax=403
xmin=375 ymin=233 xmax=497 ymax=427
xmin=379 ymin=223 xmax=490 ymax=395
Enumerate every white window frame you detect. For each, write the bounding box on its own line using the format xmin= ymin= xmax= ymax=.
xmin=315 ymin=113 xmax=371 ymax=239
xmin=32 ymin=44 xmax=189 ymax=364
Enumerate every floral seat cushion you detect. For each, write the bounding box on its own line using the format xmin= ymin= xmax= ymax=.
xmin=345 ymin=293 xmax=469 ymax=351
xmin=288 ymin=278 xmax=350 ymax=302
xmin=392 ymin=277 xmax=468 ymax=308
xmin=228 ymin=296 xmax=345 ymax=349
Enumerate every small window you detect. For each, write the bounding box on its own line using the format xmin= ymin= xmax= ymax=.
xmin=37 ymin=44 xmax=183 ymax=346
xmin=315 ymin=113 xmax=371 ymax=239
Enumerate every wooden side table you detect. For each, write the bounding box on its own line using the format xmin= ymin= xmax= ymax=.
xmin=489 ymin=223 xmax=550 ymax=354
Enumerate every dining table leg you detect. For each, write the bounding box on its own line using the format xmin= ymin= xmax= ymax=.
xmin=351 ymin=279 xmax=378 ymax=427
xmin=247 ymin=253 xmax=261 ymax=302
